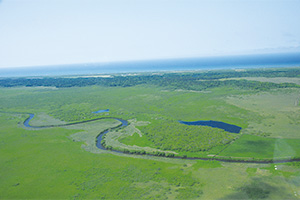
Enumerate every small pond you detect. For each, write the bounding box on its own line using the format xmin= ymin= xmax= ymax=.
xmin=92 ymin=109 xmax=109 ymax=114
xmin=178 ymin=120 xmax=242 ymax=133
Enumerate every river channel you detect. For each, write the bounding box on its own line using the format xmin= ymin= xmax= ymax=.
xmin=22 ymin=113 xmax=299 ymax=164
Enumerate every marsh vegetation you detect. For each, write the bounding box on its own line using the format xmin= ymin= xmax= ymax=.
xmin=1 ymin=68 xmax=300 ymax=199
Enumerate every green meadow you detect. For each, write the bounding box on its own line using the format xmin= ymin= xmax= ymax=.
xmin=1 ymin=69 xmax=300 ymax=199
xmin=219 ymin=134 xmax=300 ymax=160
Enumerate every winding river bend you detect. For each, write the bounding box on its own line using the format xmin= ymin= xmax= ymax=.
xmin=95 ymin=118 xmax=128 ymax=150
xmin=23 ymin=113 xmax=128 ymax=150
xmin=22 ymin=113 xmax=300 ymax=164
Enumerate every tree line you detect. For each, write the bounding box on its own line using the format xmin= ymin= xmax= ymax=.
xmin=1 ymin=68 xmax=300 ymax=91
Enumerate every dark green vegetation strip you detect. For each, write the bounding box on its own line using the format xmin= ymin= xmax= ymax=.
xmin=1 ymin=68 xmax=300 ymax=91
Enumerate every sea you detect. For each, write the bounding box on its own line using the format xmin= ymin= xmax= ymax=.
xmin=0 ymin=52 xmax=300 ymax=77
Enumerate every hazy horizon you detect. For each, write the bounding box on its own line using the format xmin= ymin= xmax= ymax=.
xmin=0 ymin=51 xmax=298 ymax=70
xmin=1 ymin=52 xmax=300 ymax=77
xmin=0 ymin=0 xmax=300 ymax=69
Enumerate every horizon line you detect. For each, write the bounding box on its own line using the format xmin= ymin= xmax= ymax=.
xmin=0 ymin=51 xmax=299 ymax=70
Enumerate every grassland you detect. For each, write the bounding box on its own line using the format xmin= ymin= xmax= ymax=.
xmin=1 ymin=70 xmax=300 ymax=199
xmin=218 ymin=134 xmax=300 ymax=160
xmin=1 ymin=110 xmax=299 ymax=199
xmin=226 ymin=88 xmax=300 ymax=138
xmin=222 ymin=77 xmax=300 ymax=85
xmin=1 ymin=81 xmax=300 ymax=160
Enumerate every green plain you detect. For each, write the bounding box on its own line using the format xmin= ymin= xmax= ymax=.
xmin=1 ymin=71 xmax=300 ymax=199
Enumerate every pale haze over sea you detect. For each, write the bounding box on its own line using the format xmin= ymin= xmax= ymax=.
xmin=0 ymin=0 xmax=299 ymax=76
xmin=0 ymin=53 xmax=300 ymax=77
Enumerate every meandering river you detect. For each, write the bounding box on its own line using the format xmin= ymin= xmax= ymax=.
xmin=22 ymin=113 xmax=299 ymax=164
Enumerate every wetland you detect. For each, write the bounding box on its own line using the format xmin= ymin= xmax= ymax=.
xmin=1 ymin=67 xmax=300 ymax=199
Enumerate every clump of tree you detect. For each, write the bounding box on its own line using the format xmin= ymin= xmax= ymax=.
xmin=166 ymin=153 xmax=175 ymax=157
xmin=139 ymin=120 xmax=236 ymax=152
xmin=128 ymin=149 xmax=146 ymax=155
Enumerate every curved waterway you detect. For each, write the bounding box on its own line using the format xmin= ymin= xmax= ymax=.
xmin=23 ymin=113 xmax=128 ymax=151
xmin=95 ymin=118 xmax=128 ymax=150
xmin=23 ymin=113 xmax=127 ymax=129
xmin=22 ymin=113 xmax=299 ymax=164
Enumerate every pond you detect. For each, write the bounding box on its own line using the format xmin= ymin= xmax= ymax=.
xmin=178 ymin=120 xmax=242 ymax=133
xmin=92 ymin=109 xmax=109 ymax=114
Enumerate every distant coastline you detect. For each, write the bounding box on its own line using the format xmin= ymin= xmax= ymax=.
xmin=0 ymin=52 xmax=300 ymax=77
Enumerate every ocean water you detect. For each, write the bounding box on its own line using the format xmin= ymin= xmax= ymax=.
xmin=1 ymin=52 xmax=300 ymax=77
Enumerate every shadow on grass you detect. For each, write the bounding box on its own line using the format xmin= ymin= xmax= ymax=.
xmin=221 ymin=177 xmax=295 ymax=199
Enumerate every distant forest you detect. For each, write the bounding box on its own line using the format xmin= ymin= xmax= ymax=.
xmin=1 ymin=68 xmax=300 ymax=91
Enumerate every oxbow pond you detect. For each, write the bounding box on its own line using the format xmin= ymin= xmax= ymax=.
xmin=178 ymin=120 xmax=242 ymax=133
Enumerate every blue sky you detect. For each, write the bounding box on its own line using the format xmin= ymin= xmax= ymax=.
xmin=0 ymin=0 xmax=299 ymax=68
